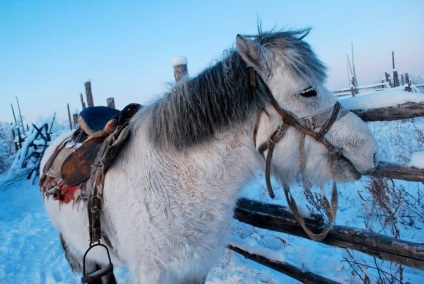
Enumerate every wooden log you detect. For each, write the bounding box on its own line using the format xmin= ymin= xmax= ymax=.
xmin=370 ymin=161 xmax=424 ymax=181
xmin=85 ymin=81 xmax=94 ymax=107
xmin=228 ymin=245 xmax=340 ymax=284
xmin=351 ymin=102 xmax=424 ymax=121
xmin=107 ymin=97 xmax=115 ymax=109
xmin=234 ymin=198 xmax=424 ymax=270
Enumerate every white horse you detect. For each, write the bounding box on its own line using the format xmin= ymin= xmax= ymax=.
xmin=40 ymin=29 xmax=378 ymax=283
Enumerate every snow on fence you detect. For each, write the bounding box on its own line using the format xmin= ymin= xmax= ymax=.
xmin=334 ymin=82 xmax=391 ymax=97
xmin=3 ymin=116 xmax=54 ymax=189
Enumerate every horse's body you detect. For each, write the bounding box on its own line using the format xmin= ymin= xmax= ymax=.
xmin=41 ymin=29 xmax=378 ymax=283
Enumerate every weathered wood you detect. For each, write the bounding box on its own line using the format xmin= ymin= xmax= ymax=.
xmin=173 ymin=64 xmax=188 ymax=82
xmin=67 ymin=103 xmax=72 ymax=130
xmin=85 ymin=81 xmax=94 ymax=107
xmin=351 ymin=102 xmax=424 ymax=121
xmin=80 ymin=93 xmax=86 ymax=109
xmin=106 ymin=97 xmax=115 ymax=109
xmin=16 ymin=96 xmax=25 ymax=133
xmin=172 ymin=56 xmax=188 ymax=82
xmin=228 ymin=245 xmax=340 ymax=284
xmin=234 ymin=198 xmax=424 ymax=270
xmin=11 ymin=104 xmax=17 ymax=124
xmin=72 ymin=113 xmax=78 ymax=129
xmin=370 ymin=161 xmax=424 ymax=181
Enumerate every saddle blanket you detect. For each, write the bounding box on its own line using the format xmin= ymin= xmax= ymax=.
xmin=40 ymin=176 xmax=88 ymax=203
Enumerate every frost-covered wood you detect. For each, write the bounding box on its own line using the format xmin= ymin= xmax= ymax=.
xmin=351 ymin=102 xmax=424 ymax=121
xmin=370 ymin=161 xmax=424 ymax=181
xmin=234 ymin=198 xmax=424 ymax=270
xmin=228 ymin=245 xmax=340 ymax=284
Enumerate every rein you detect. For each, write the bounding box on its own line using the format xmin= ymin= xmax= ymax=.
xmin=249 ymin=67 xmax=345 ymax=241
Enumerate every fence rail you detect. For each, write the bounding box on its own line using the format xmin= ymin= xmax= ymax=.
xmin=232 ymin=96 xmax=424 ymax=280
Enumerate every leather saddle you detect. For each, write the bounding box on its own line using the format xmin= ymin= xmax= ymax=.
xmin=43 ymin=103 xmax=141 ymax=187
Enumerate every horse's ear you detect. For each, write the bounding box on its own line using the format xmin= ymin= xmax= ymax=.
xmin=236 ymin=35 xmax=267 ymax=71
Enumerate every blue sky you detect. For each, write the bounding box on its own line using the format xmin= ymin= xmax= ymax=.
xmin=1 ymin=0 xmax=423 ymax=124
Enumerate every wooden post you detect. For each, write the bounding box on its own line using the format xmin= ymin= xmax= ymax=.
xmin=392 ymin=51 xmax=399 ymax=87
xmin=393 ymin=70 xmax=399 ymax=87
xmin=16 ymin=96 xmax=25 ymax=133
xmin=172 ymin=56 xmax=188 ymax=82
xmin=11 ymin=128 xmax=18 ymax=152
xmin=385 ymin=72 xmax=392 ymax=87
xmin=16 ymin=127 xmax=22 ymax=150
xmin=11 ymin=104 xmax=17 ymax=124
xmin=80 ymin=93 xmax=86 ymax=109
xmin=72 ymin=113 xmax=79 ymax=128
xmin=107 ymin=97 xmax=115 ymax=109
xmin=67 ymin=103 xmax=73 ymax=130
xmin=84 ymin=81 xmax=94 ymax=107
xmin=405 ymin=72 xmax=411 ymax=92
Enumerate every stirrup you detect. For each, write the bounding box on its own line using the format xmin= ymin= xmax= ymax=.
xmin=81 ymin=242 xmax=114 ymax=284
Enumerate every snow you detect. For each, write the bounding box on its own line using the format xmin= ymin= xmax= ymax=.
xmin=410 ymin=151 xmax=424 ymax=168
xmin=340 ymin=87 xmax=424 ymax=110
xmin=1 ymin=90 xmax=424 ymax=283
xmin=171 ymin=56 xmax=188 ymax=66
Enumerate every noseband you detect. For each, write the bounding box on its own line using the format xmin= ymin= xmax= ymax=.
xmin=248 ymin=67 xmax=348 ymax=241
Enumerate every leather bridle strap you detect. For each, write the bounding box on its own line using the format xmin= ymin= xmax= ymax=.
xmin=249 ymin=67 xmax=341 ymax=152
xmin=249 ymin=67 xmax=342 ymax=240
xmin=265 ymin=84 xmax=341 ymax=152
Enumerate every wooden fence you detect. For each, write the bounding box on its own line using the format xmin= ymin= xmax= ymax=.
xmin=232 ymin=102 xmax=424 ymax=282
xmin=8 ymin=60 xmax=420 ymax=282
xmin=169 ymin=59 xmax=424 ymax=282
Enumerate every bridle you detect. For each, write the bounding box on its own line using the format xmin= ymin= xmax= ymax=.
xmin=248 ymin=67 xmax=349 ymax=241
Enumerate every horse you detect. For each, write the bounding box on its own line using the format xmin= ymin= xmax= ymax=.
xmin=40 ymin=29 xmax=378 ymax=283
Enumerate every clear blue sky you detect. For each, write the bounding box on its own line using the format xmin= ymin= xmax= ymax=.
xmin=1 ymin=0 xmax=423 ymax=125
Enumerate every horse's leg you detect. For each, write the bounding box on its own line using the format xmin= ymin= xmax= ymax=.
xmin=60 ymin=234 xmax=82 ymax=272
xmin=60 ymin=234 xmax=117 ymax=284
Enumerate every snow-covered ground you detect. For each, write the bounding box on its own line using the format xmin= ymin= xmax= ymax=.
xmin=1 ymin=88 xmax=423 ymax=283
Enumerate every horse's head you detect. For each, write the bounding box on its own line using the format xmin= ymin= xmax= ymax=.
xmin=236 ymin=30 xmax=378 ymax=186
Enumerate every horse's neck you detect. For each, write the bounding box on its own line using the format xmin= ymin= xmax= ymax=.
xmin=130 ymin=113 xmax=261 ymax=201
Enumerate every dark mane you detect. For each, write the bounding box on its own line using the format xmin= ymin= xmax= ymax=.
xmin=147 ymin=29 xmax=326 ymax=150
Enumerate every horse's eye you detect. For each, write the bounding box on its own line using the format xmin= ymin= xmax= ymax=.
xmin=300 ymin=87 xmax=317 ymax=97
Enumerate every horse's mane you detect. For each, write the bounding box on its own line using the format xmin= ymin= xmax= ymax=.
xmin=249 ymin=29 xmax=327 ymax=86
xmin=145 ymin=29 xmax=326 ymax=150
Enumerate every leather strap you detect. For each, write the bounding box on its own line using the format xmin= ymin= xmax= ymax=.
xmin=248 ymin=67 xmax=342 ymax=241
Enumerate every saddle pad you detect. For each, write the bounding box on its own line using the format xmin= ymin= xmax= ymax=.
xmin=79 ymin=106 xmax=120 ymax=132
xmin=61 ymin=137 xmax=106 ymax=186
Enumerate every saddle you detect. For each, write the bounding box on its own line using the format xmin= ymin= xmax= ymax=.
xmin=40 ymin=103 xmax=141 ymax=202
